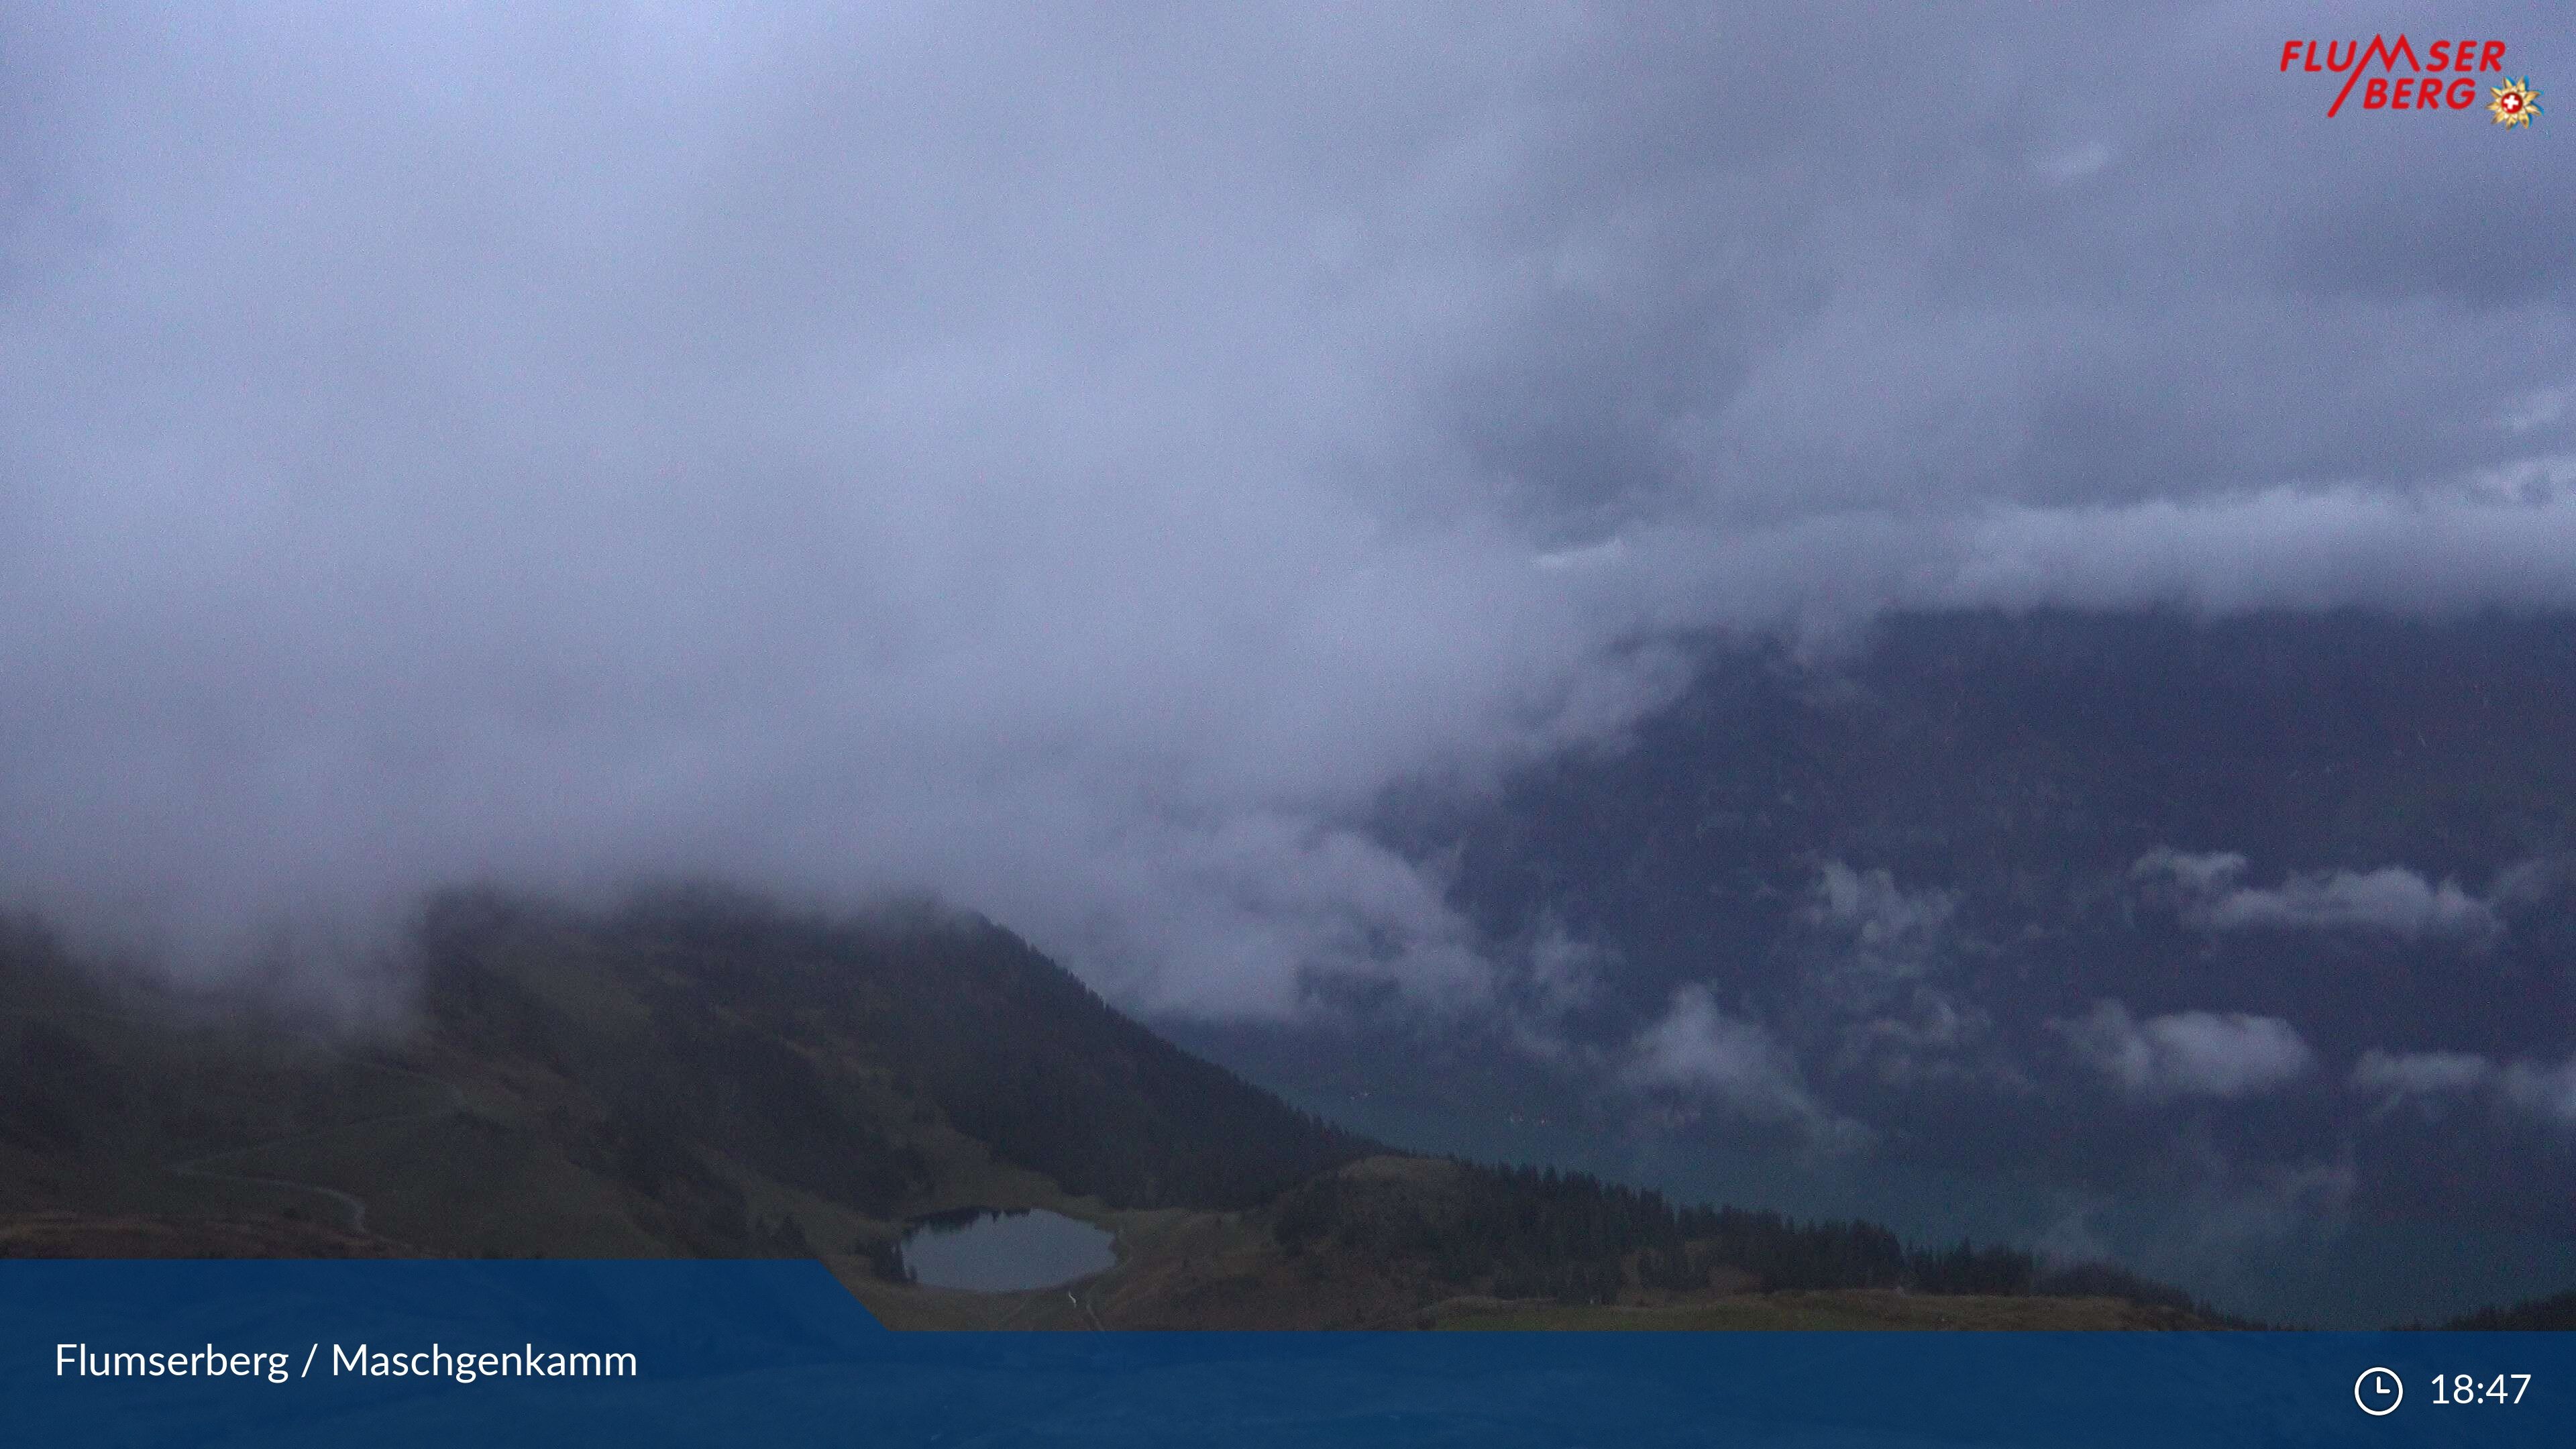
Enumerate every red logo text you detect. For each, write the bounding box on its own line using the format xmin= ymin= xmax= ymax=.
xmin=2279 ymin=36 xmax=2508 ymax=116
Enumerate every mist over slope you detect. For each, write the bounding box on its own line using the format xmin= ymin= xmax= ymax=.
xmin=1185 ymin=609 xmax=2576 ymax=1323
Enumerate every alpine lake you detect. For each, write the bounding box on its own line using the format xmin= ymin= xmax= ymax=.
xmin=897 ymin=1208 xmax=1118 ymax=1292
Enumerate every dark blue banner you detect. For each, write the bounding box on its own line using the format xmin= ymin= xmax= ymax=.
xmin=3 ymin=1261 xmax=2566 ymax=1446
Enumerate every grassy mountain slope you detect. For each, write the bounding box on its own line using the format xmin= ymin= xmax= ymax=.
xmin=1 ymin=888 xmax=1373 ymax=1263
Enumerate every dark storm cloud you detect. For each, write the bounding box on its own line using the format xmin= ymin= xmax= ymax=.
xmin=3 ymin=3 xmax=2571 ymax=1014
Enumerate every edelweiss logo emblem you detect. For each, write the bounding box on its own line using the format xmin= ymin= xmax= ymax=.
xmin=2489 ymin=77 xmax=2543 ymax=127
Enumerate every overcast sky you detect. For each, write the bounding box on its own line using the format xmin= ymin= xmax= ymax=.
xmin=3 ymin=2 xmax=2570 ymax=1015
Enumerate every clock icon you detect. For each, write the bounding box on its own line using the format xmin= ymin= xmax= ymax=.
xmin=2356 ymin=1366 xmax=2404 ymax=1416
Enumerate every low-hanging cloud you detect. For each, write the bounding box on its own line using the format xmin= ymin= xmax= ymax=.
xmin=2133 ymin=851 xmax=2503 ymax=941
xmin=2502 ymin=1059 xmax=2576 ymax=1127
xmin=2057 ymin=1002 xmax=2314 ymax=1101
xmin=2197 ymin=869 xmax=2499 ymax=938
xmin=2351 ymin=1050 xmax=2496 ymax=1102
xmin=3 ymin=3 xmax=2573 ymax=1020
xmin=1621 ymin=983 xmax=1859 ymax=1143
xmin=1795 ymin=863 xmax=2005 ymax=1088
xmin=1806 ymin=863 xmax=1954 ymax=975
xmin=2354 ymin=1049 xmax=2576 ymax=1129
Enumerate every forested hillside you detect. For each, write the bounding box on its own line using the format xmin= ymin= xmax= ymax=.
xmin=1268 ymin=1158 xmax=2226 ymax=1318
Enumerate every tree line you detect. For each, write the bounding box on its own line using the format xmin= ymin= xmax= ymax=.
xmin=1271 ymin=1160 xmax=2226 ymax=1314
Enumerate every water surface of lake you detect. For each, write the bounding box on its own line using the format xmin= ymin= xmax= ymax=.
xmin=898 ymin=1208 xmax=1116 ymax=1292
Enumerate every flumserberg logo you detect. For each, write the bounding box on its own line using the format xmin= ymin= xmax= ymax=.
xmin=2277 ymin=36 xmax=2542 ymax=125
